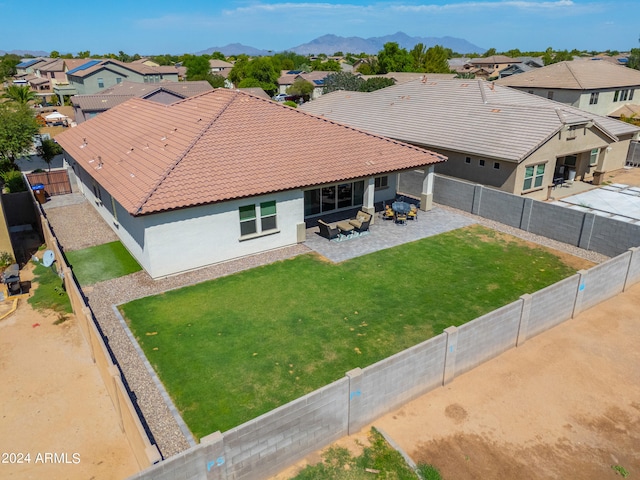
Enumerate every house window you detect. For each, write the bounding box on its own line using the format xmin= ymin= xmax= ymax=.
xmin=563 ymin=155 xmax=577 ymax=167
xmin=239 ymin=205 xmax=257 ymax=236
xmin=116 ymin=77 xmax=122 ymax=84
xmin=493 ymin=162 xmax=500 ymax=169
xmin=567 ymin=126 xmax=578 ymax=140
xmin=589 ymin=148 xmax=599 ymax=167
xmin=239 ymin=201 xmax=277 ymax=237
xmin=260 ymin=201 xmax=277 ymax=231
xmin=92 ymin=183 xmax=102 ymax=202
xmin=527 ymin=90 xmax=534 ymax=95
xmin=374 ymin=176 xmax=388 ymax=189
xmin=304 ymin=180 xmax=364 ymax=216
xmin=589 ymin=92 xmax=599 ymax=105
xmin=465 ymin=156 xmax=471 ymax=164
xmin=111 ymin=196 xmax=119 ymax=223
xmin=97 ymin=77 xmax=104 ymax=88
xmin=630 ymin=89 xmax=635 ymax=101
xmin=547 ymin=91 xmax=554 ymax=100
xmin=478 ymin=159 xmax=485 ymax=167
xmin=523 ymin=164 xmax=545 ymax=190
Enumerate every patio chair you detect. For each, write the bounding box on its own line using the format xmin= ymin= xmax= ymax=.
xmin=317 ymin=219 xmax=340 ymax=241
xmin=395 ymin=212 xmax=407 ymax=225
xmin=349 ymin=210 xmax=372 ymax=233
xmin=381 ymin=205 xmax=394 ymax=220
xmin=407 ymin=204 xmax=418 ymax=221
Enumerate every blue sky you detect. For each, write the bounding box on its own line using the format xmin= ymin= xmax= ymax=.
xmin=1 ymin=0 xmax=637 ymax=55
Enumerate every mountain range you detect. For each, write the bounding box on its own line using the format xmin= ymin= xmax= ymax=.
xmin=197 ymin=32 xmax=485 ymax=56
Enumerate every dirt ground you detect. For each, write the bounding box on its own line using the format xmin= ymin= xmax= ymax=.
xmin=0 ymin=264 xmax=139 ymax=479
xmin=275 ymin=281 xmax=640 ymax=480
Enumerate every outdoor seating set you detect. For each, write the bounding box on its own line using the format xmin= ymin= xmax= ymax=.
xmin=317 ymin=210 xmax=372 ymax=241
xmin=381 ymin=201 xmax=418 ymax=225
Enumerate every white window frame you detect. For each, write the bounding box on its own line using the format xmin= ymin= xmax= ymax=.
xmin=239 ymin=201 xmax=278 ymax=239
xmin=523 ymin=163 xmax=546 ymax=191
xmin=589 ymin=148 xmax=599 ymax=167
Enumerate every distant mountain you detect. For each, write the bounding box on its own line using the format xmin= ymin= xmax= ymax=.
xmin=288 ymin=32 xmax=485 ymax=55
xmin=196 ymin=43 xmax=270 ymax=57
xmin=0 ymin=49 xmax=48 ymax=57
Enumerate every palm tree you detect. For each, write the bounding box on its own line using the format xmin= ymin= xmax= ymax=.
xmin=2 ymin=85 xmax=37 ymax=105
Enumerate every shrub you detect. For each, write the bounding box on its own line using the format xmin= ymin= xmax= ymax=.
xmin=1 ymin=170 xmax=26 ymax=193
xmin=0 ymin=251 xmax=14 ymax=269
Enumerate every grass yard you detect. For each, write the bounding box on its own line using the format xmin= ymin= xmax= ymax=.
xmin=28 ymin=262 xmax=72 ymax=315
xmin=120 ymin=225 xmax=580 ymax=439
xmin=65 ymin=241 xmax=142 ymax=285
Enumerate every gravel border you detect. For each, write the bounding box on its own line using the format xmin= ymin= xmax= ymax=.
xmin=43 ymin=199 xmax=608 ymax=460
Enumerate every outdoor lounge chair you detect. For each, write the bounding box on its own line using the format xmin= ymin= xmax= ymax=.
xmin=381 ymin=205 xmax=394 ymax=220
xmin=317 ymin=219 xmax=340 ymax=241
xmin=349 ymin=210 xmax=372 ymax=233
xmin=395 ymin=212 xmax=407 ymax=225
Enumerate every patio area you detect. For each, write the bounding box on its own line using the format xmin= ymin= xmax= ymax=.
xmin=304 ymin=205 xmax=475 ymax=263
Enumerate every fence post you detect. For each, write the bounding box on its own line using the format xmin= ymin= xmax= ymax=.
xmin=201 ymin=431 xmax=227 ymax=480
xmin=109 ymin=365 xmax=124 ymax=432
xmin=442 ymin=326 xmax=458 ymax=385
xmin=520 ymin=198 xmax=534 ymax=232
xmin=578 ymin=213 xmax=596 ymax=250
xmin=346 ymin=368 xmax=364 ymax=435
xmin=471 ymin=185 xmax=483 ymax=215
xmin=571 ymin=270 xmax=588 ymax=318
xmin=624 ymin=247 xmax=640 ymax=291
xmin=516 ymin=294 xmax=532 ymax=347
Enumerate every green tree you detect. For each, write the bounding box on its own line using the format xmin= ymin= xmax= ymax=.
xmin=0 ymin=103 xmax=40 ymax=164
xmin=1 ymin=170 xmax=27 ymax=193
xmin=244 ymin=57 xmax=279 ymax=94
xmin=237 ymin=77 xmax=262 ymax=88
xmin=2 ymin=85 xmax=37 ymax=105
xmin=204 ymin=74 xmax=226 ymax=88
xmin=376 ymin=42 xmax=412 ymax=73
xmin=628 ymin=48 xmax=640 ymax=70
xmin=76 ymin=50 xmax=91 ymax=58
xmin=286 ymin=78 xmax=314 ymax=100
xmin=360 ymin=77 xmax=395 ymax=92
xmin=210 ymin=51 xmax=226 ymax=61
xmin=323 ymin=72 xmax=365 ymax=93
xmin=117 ymin=51 xmax=131 ymax=62
xmin=0 ymin=54 xmax=20 ymax=82
xmin=36 ymin=138 xmax=63 ymax=172
xmin=50 ymin=50 xmax=60 ymax=58
xmin=423 ymin=45 xmax=452 ymax=73
xmin=228 ymin=55 xmax=250 ymax=86
xmin=183 ymin=55 xmax=211 ymax=80
xmin=483 ymin=47 xmax=497 ymax=57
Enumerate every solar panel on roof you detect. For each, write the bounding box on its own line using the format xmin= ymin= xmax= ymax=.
xmin=66 ymin=59 xmax=102 ymax=75
xmin=313 ymin=79 xmax=325 ymax=85
xmin=17 ymin=59 xmax=39 ymax=68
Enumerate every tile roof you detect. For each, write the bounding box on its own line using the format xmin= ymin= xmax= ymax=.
xmin=299 ymin=78 xmax=640 ymax=163
xmin=71 ymin=94 xmax=138 ymax=111
xmin=66 ymin=59 xmax=179 ymax=78
xmin=209 ymin=59 xmax=234 ymax=69
xmin=609 ymin=104 xmax=640 ymax=118
xmin=278 ymin=70 xmax=332 ymax=85
xmin=56 ymin=89 xmax=445 ymax=216
xmin=495 ymin=60 xmax=640 ymax=90
xmin=469 ymin=55 xmax=519 ymax=65
xmin=98 ymin=80 xmax=213 ymax=98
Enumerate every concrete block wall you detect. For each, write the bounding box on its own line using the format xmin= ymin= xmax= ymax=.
xmin=433 ymin=175 xmax=475 ymax=212
xmin=574 ymin=252 xmax=631 ymax=314
xmin=624 ymin=247 xmax=640 ymax=290
xmin=589 ymin=216 xmax=640 ymax=257
xmin=522 ymin=274 xmax=581 ymax=341
xmin=223 ymin=378 xmax=349 ymax=480
xmin=349 ymin=334 xmax=447 ymax=433
xmin=476 ymin=187 xmax=525 ymax=228
xmin=526 ymin=201 xmax=585 ymax=246
xmin=454 ymin=301 xmax=523 ymax=377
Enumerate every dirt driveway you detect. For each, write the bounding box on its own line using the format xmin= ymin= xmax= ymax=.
xmin=0 ymin=265 xmax=139 ymax=480
xmin=277 ymin=282 xmax=640 ymax=479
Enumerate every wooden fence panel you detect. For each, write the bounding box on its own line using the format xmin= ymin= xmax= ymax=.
xmin=26 ymin=170 xmax=72 ymax=196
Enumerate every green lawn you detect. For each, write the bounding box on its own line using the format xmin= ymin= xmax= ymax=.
xmin=65 ymin=241 xmax=142 ymax=285
xmin=28 ymin=262 xmax=73 ymax=314
xmin=120 ymin=225 xmax=578 ymax=439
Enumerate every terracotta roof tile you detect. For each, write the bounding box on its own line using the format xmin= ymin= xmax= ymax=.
xmin=56 ymin=89 xmax=445 ymax=216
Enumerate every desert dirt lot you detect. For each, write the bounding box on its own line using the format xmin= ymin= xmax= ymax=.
xmin=276 ymin=282 xmax=640 ymax=480
xmin=0 ymin=264 xmax=139 ymax=480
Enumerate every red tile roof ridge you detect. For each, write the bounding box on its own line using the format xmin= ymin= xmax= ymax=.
xmin=136 ymin=89 xmax=241 ymax=213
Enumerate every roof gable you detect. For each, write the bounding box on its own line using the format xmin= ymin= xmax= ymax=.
xmin=56 ymin=89 xmax=446 ymax=216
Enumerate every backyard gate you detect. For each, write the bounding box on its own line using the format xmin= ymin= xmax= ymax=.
xmin=26 ymin=170 xmax=72 ymax=196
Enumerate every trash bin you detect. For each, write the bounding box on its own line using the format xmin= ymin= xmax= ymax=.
xmin=31 ymin=183 xmax=46 ymax=204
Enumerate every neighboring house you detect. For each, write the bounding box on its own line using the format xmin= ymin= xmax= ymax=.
xmin=277 ymin=71 xmax=331 ymax=99
xmin=131 ymin=58 xmax=161 ymax=67
xmin=53 ymin=59 xmax=180 ymax=102
xmin=495 ymin=60 xmax=640 ymax=117
xmin=464 ymin=55 xmax=520 ymax=78
xmin=55 ymin=89 xmax=445 ymax=278
xmin=300 ymin=78 xmax=640 ymax=199
xmin=235 ymin=87 xmax=270 ymax=100
xmin=498 ymin=57 xmax=544 ymax=79
xmin=71 ymin=80 xmax=213 ymax=123
xmin=209 ymin=59 xmax=234 ymax=76
xmin=15 ymin=57 xmax=50 ymax=77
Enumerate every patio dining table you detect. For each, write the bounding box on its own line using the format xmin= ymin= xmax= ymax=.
xmin=392 ymin=201 xmax=411 ymax=214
